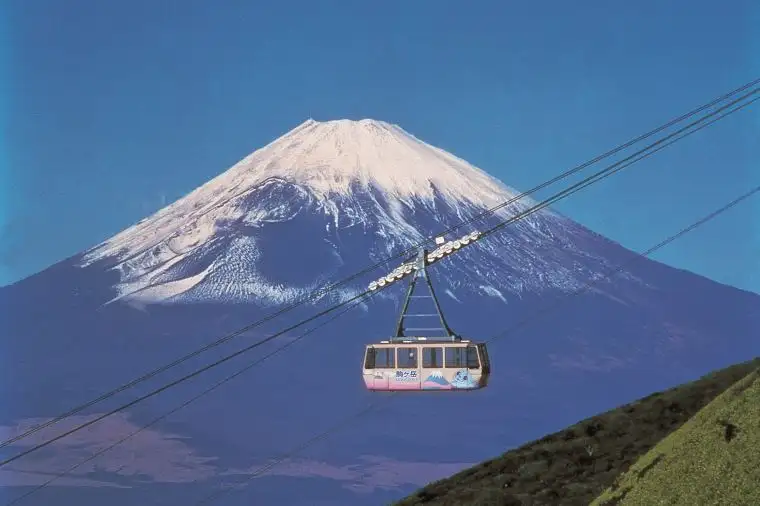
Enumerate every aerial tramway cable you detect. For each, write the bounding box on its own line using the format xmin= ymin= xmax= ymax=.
xmin=3 ymin=77 xmax=757 ymax=452
xmin=1 ymin=80 xmax=756 ymax=472
xmin=190 ymin=182 xmax=760 ymax=506
xmin=477 ymin=88 xmax=760 ymax=240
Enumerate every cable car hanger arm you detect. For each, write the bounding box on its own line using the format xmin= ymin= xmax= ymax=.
xmin=367 ymin=230 xmax=482 ymax=292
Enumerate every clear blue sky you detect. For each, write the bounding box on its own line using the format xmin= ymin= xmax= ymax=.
xmin=3 ymin=0 xmax=759 ymax=293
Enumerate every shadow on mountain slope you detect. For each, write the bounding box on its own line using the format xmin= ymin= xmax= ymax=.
xmin=591 ymin=367 xmax=760 ymax=506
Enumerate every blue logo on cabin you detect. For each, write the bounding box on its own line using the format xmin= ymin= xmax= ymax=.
xmin=451 ymin=369 xmax=476 ymax=388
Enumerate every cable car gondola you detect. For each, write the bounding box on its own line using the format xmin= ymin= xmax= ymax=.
xmin=362 ymin=235 xmax=491 ymax=392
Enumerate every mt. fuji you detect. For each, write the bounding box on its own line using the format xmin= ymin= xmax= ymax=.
xmin=79 ymin=118 xmax=635 ymax=307
xmin=1 ymin=119 xmax=758 ymax=506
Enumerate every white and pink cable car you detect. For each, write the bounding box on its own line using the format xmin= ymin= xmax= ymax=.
xmin=362 ymin=232 xmax=491 ymax=392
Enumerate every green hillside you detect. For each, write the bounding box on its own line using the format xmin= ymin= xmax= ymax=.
xmin=591 ymin=368 xmax=760 ymax=506
xmin=394 ymin=357 xmax=760 ymax=506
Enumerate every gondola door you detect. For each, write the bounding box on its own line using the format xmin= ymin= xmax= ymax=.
xmin=392 ymin=345 xmax=421 ymax=390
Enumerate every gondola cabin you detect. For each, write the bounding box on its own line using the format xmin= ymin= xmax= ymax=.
xmin=363 ymin=237 xmax=492 ymax=393
xmin=363 ymin=339 xmax=490 ymax=391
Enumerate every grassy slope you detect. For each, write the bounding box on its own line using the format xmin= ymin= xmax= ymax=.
xmin=591 ymin=368 xmax=760 ymax=506
xmin=394 ymin=357 xmax=760 ymax=506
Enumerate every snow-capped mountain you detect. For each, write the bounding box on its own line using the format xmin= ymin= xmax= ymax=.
xmin=1 ymin=119 xmax=758 ymax=506
xmin=79 ymin=118 xmax=638 ymax=306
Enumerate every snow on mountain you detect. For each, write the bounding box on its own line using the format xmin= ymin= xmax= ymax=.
xmin=78 ymin=118 xmax=640 ymax=306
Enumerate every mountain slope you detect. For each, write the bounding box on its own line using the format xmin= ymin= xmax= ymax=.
xmin=395 ymin=357 xmax=760 ymax=506
xmin=591 ymin=365 xmax=760 ymax=506
xmin=1 ymin=119 xmax=759 ymax=506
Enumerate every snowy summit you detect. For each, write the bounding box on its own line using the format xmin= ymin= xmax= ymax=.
xmin=225 ymin=118 xmax=520 ymax=203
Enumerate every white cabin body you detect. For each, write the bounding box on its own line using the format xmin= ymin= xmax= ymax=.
xmin=362 ymin=339 xmax=490 ymax=391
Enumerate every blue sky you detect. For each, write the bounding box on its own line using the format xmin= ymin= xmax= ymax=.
xmin=4 ymin=0 xmax=759 ymax=293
